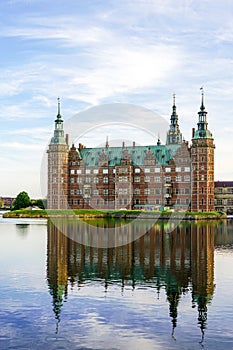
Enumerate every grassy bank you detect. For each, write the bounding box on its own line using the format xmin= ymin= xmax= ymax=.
xmin=2 ymin=209 xmax=226 ymax=220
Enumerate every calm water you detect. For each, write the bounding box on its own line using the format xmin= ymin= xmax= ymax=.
xmin=0 ymin=216 xmax=233 ymax=350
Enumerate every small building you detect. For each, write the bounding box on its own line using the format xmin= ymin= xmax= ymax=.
xmin=0 ymin=197 xmax=15 ymax=209
xmin=214 ymin=181 xmax=233 ymax=214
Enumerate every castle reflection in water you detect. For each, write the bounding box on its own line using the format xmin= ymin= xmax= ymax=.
xmin=46 ymin=219 xmax=215 ymax=338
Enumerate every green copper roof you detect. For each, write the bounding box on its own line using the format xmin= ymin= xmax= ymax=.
xmin=193 ymin=129 xmax=213 ymax=139
xmin=79 ymin=144 xmax=182 ymax=167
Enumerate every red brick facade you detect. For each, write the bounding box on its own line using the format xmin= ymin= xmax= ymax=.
xmin=47 ymin=95 xmax=215 ymax=212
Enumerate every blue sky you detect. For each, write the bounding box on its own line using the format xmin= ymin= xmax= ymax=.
xmin=0 ymin=0 xmax=233 ymax=198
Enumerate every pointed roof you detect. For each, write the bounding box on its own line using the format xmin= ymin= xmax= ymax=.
xmin=193 ymin=88 xmax=213 ymax=139
xmin=55 ymin=97 xmax=63 ymax=123
xmin=166 ymin=93 xmax=183 ymax=145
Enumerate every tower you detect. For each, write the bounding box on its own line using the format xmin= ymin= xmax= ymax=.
xmin=47 ymin=98 xmax=69 ymax=209
xmin=191 ymin=89 xmax=215 ymax=211
xmin=166 ymin=94 xmax=183 ymax=145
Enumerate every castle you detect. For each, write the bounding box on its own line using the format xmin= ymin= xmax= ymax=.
xmin=47 ymin=92 xmax=215 ymax=212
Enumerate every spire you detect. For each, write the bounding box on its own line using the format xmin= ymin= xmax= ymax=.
xmin=198 ymin=88 xmax=207 ymax=129
xmin=55 ymin=97 xmax=63 ymax=123
xmin=105 ymin=136 xmax=109 ymax=149
xmin=166 ymin=93 xmax=182 ymax=145
xmin=172 ymin=93 xmax=177 ymax=114
xmin=49 ymin=98 xmax=67 ymax=145
xmin=192 ymin=88 xmax=213 ymax=139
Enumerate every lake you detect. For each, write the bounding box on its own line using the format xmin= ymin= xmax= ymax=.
xmin=0 ymin=215 xmax=233 ymax=349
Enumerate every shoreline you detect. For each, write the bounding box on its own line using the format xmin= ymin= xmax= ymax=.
xmin=2 ymin=209 xmax=226 ymax=221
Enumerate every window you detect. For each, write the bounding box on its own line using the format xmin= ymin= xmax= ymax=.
xmin=185 ymin=167 xmax=190 ymax=172
xmin=228 ymin=199 xmax=233 ymax=205
xmin=177 ymin=199 xmax=181 ymax=204
xmin=77 ymin=189 xmax=82 ymax=195
xmin=53 ymin=169 xmax=57 ymax=174
xmin=53 ymin=189 xmax=57 ymax=195
xmin=145 ymin=188 xmax=150 ymax=195
xmin=135 ymin=168 xmax=140 ymax=173
xmin=70 ymin=169 xmax=75 ymax=174
xmin=176 ymin=176 xmax=181 ymax=182
xmin=103 ymin=169 xmax=108 ymax=174
xmin=155 ymin=176 xmax=161 ymax=182
xmin=85 ymin=177 xmax=91 ymax=183
xmin=123 ymin=189 xmax=128 ymax=195
xmin=70 ymin=189 xmax=74 ymax=195
xmin=134 ymin=188 xmax=140 ymax=195
xmin=145 ymin=176 xmax=150 ymax=182
xmin=77 ymin=169 xmax=82 ymax=174
xmin=201 ymin=175 xmax=205 ymax=181
xmin=165 ymin=167 xmax=171 ymax=172
xmin=184 ymin=175 xmax=190 ymax=182
xmin=85 ymin=169 xmax=91 ymax=174
xmin=155 ymin=168 xmax=160 ymax=173
xmin=201 ymin=166 xmax=205 ymax=171
xmin=61 ymin=177 xmax=64 ymax=183
xmin=155 ymin=188 xmax=160 ymax=195
xmin=186 ymin=198 xmax=190 ymax=204
xmin=85 ymin=188 xmax=90 ymax=195
xmin=166 ymin=176 xmax=171 ymax=182
xmin=134 ymin=176 xmax=140 ymax=183
xmin=185 ymin=188 xmax=190 ymax=194
xmin=77 ymin=177 xmax=82 ymax=184
xmin=94 ymin=169 xmax=99 ymax=174
xmin=176 ymin=188 xmax=181 ymax=194
xmin=156 ymin=199 xmax=160 ymax=204
xmin=175 ymin=167 xmax=181 ymax=172
xmin=103 ymin=176 xmax=108 ymax=183
xmin=94 ymin=177 xmax=99 ymax=183
xmin=228 ymin=188 xmax=233 ymax=194
xmin=145 ymin=168 xmax=150 ymax=173
xmin=53 ymin=177 xmax=57 ymax=183
xmin=217 ymin=199 xmax=223 ymax=205
xmin=93 ymin=189 xmax=99 ymax=195
xmin=217 ymin=188 xmax=222 ymax=194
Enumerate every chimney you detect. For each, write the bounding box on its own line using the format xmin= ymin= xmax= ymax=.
xmin=192 ymin=128 xmax=195 ymax=138
xmin=65 ymin=133 xmax=69 ymax=145
xmin=133 ymin=141 xmax=135 ymax=148
xmin=122 ymin=141 xmax=125 ymax=148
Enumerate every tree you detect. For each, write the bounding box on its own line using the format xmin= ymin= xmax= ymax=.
xmin=11 ymin=191 xmax=31 ymax=210
xmin=31 ymin=199 xmax=46 ymax=209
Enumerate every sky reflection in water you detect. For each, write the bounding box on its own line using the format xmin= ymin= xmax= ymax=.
xmin=0 ymin=218 xmax=233 ymax=349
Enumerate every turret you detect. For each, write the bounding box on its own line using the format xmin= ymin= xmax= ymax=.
xmin=166 ymin=94 xmax=183 ymax=145
xmin=191 ymin=89 xmax=215 ymax=211
xmin=47 ymin=98 xmax=69 ymax=209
